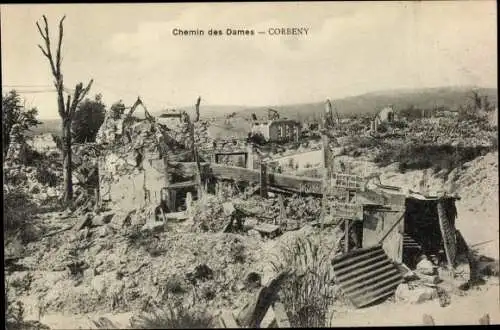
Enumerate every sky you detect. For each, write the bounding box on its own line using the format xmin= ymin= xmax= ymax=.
xmin=1 ymin=1 xmax=497 ymax=119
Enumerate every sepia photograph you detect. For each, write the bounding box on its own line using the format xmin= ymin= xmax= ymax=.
xmin=1 ymin=1 xmax=498 ymax=328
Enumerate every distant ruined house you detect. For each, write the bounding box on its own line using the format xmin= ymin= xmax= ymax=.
xmin=488 ymin=107 xmax=498 ymax=128
xmin=376 ymin=106 xmax=396 ymax=124
xmin=251 ymin=119 xmax=301 ymax=143
xmin=370 ymin=106 xmax=396 ymax=132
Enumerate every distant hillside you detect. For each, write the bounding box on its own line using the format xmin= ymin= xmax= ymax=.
xmin=27 ymin=118 xmax=61 ymax=137
xmin=155 ymin=86 xmax=497 ymax=121
xmin=238 ymin=86 xmax=498 ymax=120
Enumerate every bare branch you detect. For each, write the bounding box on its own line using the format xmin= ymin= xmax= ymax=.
xmin=79 ymin=79 xmax=94 ymax=101
xmin=69 ymin=83 xmax=83 ymax=117
xmin=66 ymin=95 xmax=71 ymax=116
xmin=68 ymin=79 xmax=93 ymax=118
xmin=37 ymin=44 xmax=50 ymax=59
xmin=36 ymin=16 xmax=58 ymax=79
xmin=36 ymin=21 xmax=47 ymax=39
xmin=56 ymin=15 xmax=66 ymax=72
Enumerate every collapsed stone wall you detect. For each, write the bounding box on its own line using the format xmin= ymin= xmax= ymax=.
xmin=98 ymin=149 xmax=172 ymax=212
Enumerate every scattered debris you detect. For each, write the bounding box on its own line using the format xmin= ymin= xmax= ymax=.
xmin=74 ymin=212 xmax=94 ymax=231
xmin=253 ymin=223 xmax=282 ymax=239
xmin=186 ymin=264 xmax=214 ymax=285
xmin=395 ymin=283 xmax=438 ymax=304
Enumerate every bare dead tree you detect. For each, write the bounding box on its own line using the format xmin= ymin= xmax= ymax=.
xmin=36 ymin=15 xmax=93 ymax=203
xmin=195 ymin=96 xmax=201 ymax=122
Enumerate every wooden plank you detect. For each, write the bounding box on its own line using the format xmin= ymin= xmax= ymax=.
xmin=329 ymin=202 xmax=363 ymax=219
xmin=219 ymin=310 xmax=239 ymax=328
xmin=215 ymin=151 xmax=248 ymax=156
xmin=171 ymin=162 xmax=370 ymax=196
xmin=167 ymin=180 xmax=197 ymax=189
xmin=437 ymin=199 xmax=457 ymax=272
xmin=236 ymin=271 xmax=291 ymax=328
xmin=254 ymin=223 xmax=280 ymax=234
xmin=159 ymin=113 xmax=182 ymax=118
xmin=272 ymin=302 xmax=291 ymax=328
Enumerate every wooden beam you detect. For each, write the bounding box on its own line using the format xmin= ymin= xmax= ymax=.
xmin=171 ymin=162 xmax=369 ymax=197
xmin=219 ymin=311 xmax=239 ymax=328
xmin=272 ymin=302 xmax=291 ymax=328
xmin=173 ymin=162 xmax=324 ymax=194
xmin=214 ymin=151 xmax=248 ymax=156
xmin=321 ymin=98 xmax=333 ymax=229
xmin=236 ymin=271 xmax=291 ymax=328
xmin=260 ymin=162 xmax=268 ymax=198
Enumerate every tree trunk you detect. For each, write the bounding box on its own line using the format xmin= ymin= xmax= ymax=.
xmin=3 ymin=135 xmax=10 ymax=165
xmin=62 ymin=119 xmax=73 ymax=203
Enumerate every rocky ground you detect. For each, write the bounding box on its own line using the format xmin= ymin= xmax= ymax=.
xmin=4 ymin=114 xmax=499 ymax=328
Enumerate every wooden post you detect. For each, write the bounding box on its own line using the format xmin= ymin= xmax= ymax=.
xmin=169 ymin=188 xmax=177 ymax=212
xmin=260 ymin=162 xmax=268 ymax=198
xmin=320 ymin=99 xmax=333 ymax=229
xmin=186 ymin=110 xmax=203 ymax=199
xmin=278 ymin=194 xmax=285 ymax=226
xmin=344 ymin=219 xmax=350 ymax=253
xmin=246 ymin=143 xmax=254 ymax=169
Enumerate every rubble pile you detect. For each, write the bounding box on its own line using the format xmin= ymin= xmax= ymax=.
xmin=191 ymin=194 xmax=229 ymax=232
xmin=28 ymin=132 xmax=59 ymax=154
xmin=4 ymin=147 xmax=63 ymax=205
xmin=446 ymin=151 xmax=498 ymax=201
xmin=95 ymin=110 xmax=125 ymax=146
xmin=404 ymin=118 xmax=496 ymax=147
xmin=7 ymin=217 xmax=260 ymax=316
xmin=96 ymin=107 xmax=187 ymax=157
xmin=395 ymin=256 xmax=452 ymax=307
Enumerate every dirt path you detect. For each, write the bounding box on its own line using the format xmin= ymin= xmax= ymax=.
xmin=330 ymin=280 xmax=500 ymax=326
xmin=41 ymin=312 xmax=132 ymax=330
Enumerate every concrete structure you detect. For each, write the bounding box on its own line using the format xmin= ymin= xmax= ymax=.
xmin=377 ymin=106 xmax=396 ymax=123
xmin=267 ymin=149 xmax=323 ymax=173
xmin=251 ymin=119 xmax=301 ymax=142
xmin=371 ymin=106 xmax=397 ymax=132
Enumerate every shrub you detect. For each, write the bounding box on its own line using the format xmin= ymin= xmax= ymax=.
xmin=4 ymin=298 xmax=50 ymax=330
xmin=164 ymin=275 xmax=188 ymax=295
xmin=34 ymin=167 xmax=61 ymax=187
xmin=374 ymin=143 xmax=493 ymax=173
xmin=130 ymin=304 xmax=214 ymax=329
xmin=230 ymin=240 xmax=246 ymax=263
xmin=5 ymin=300 xmax=26 ymax=330
xmin=247 ymin=132 xmax=267 ymax=145
xmin=270 ymin=236 xmax=335 ymax=327
xmin=4 ymin=188 xmax=40 ymax=242
xmin=191 ymin=195 xmax=227 ymax=232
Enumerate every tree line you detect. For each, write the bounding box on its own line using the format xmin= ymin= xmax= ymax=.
xmin=2 ymin=89 xmax=127 ymax=156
